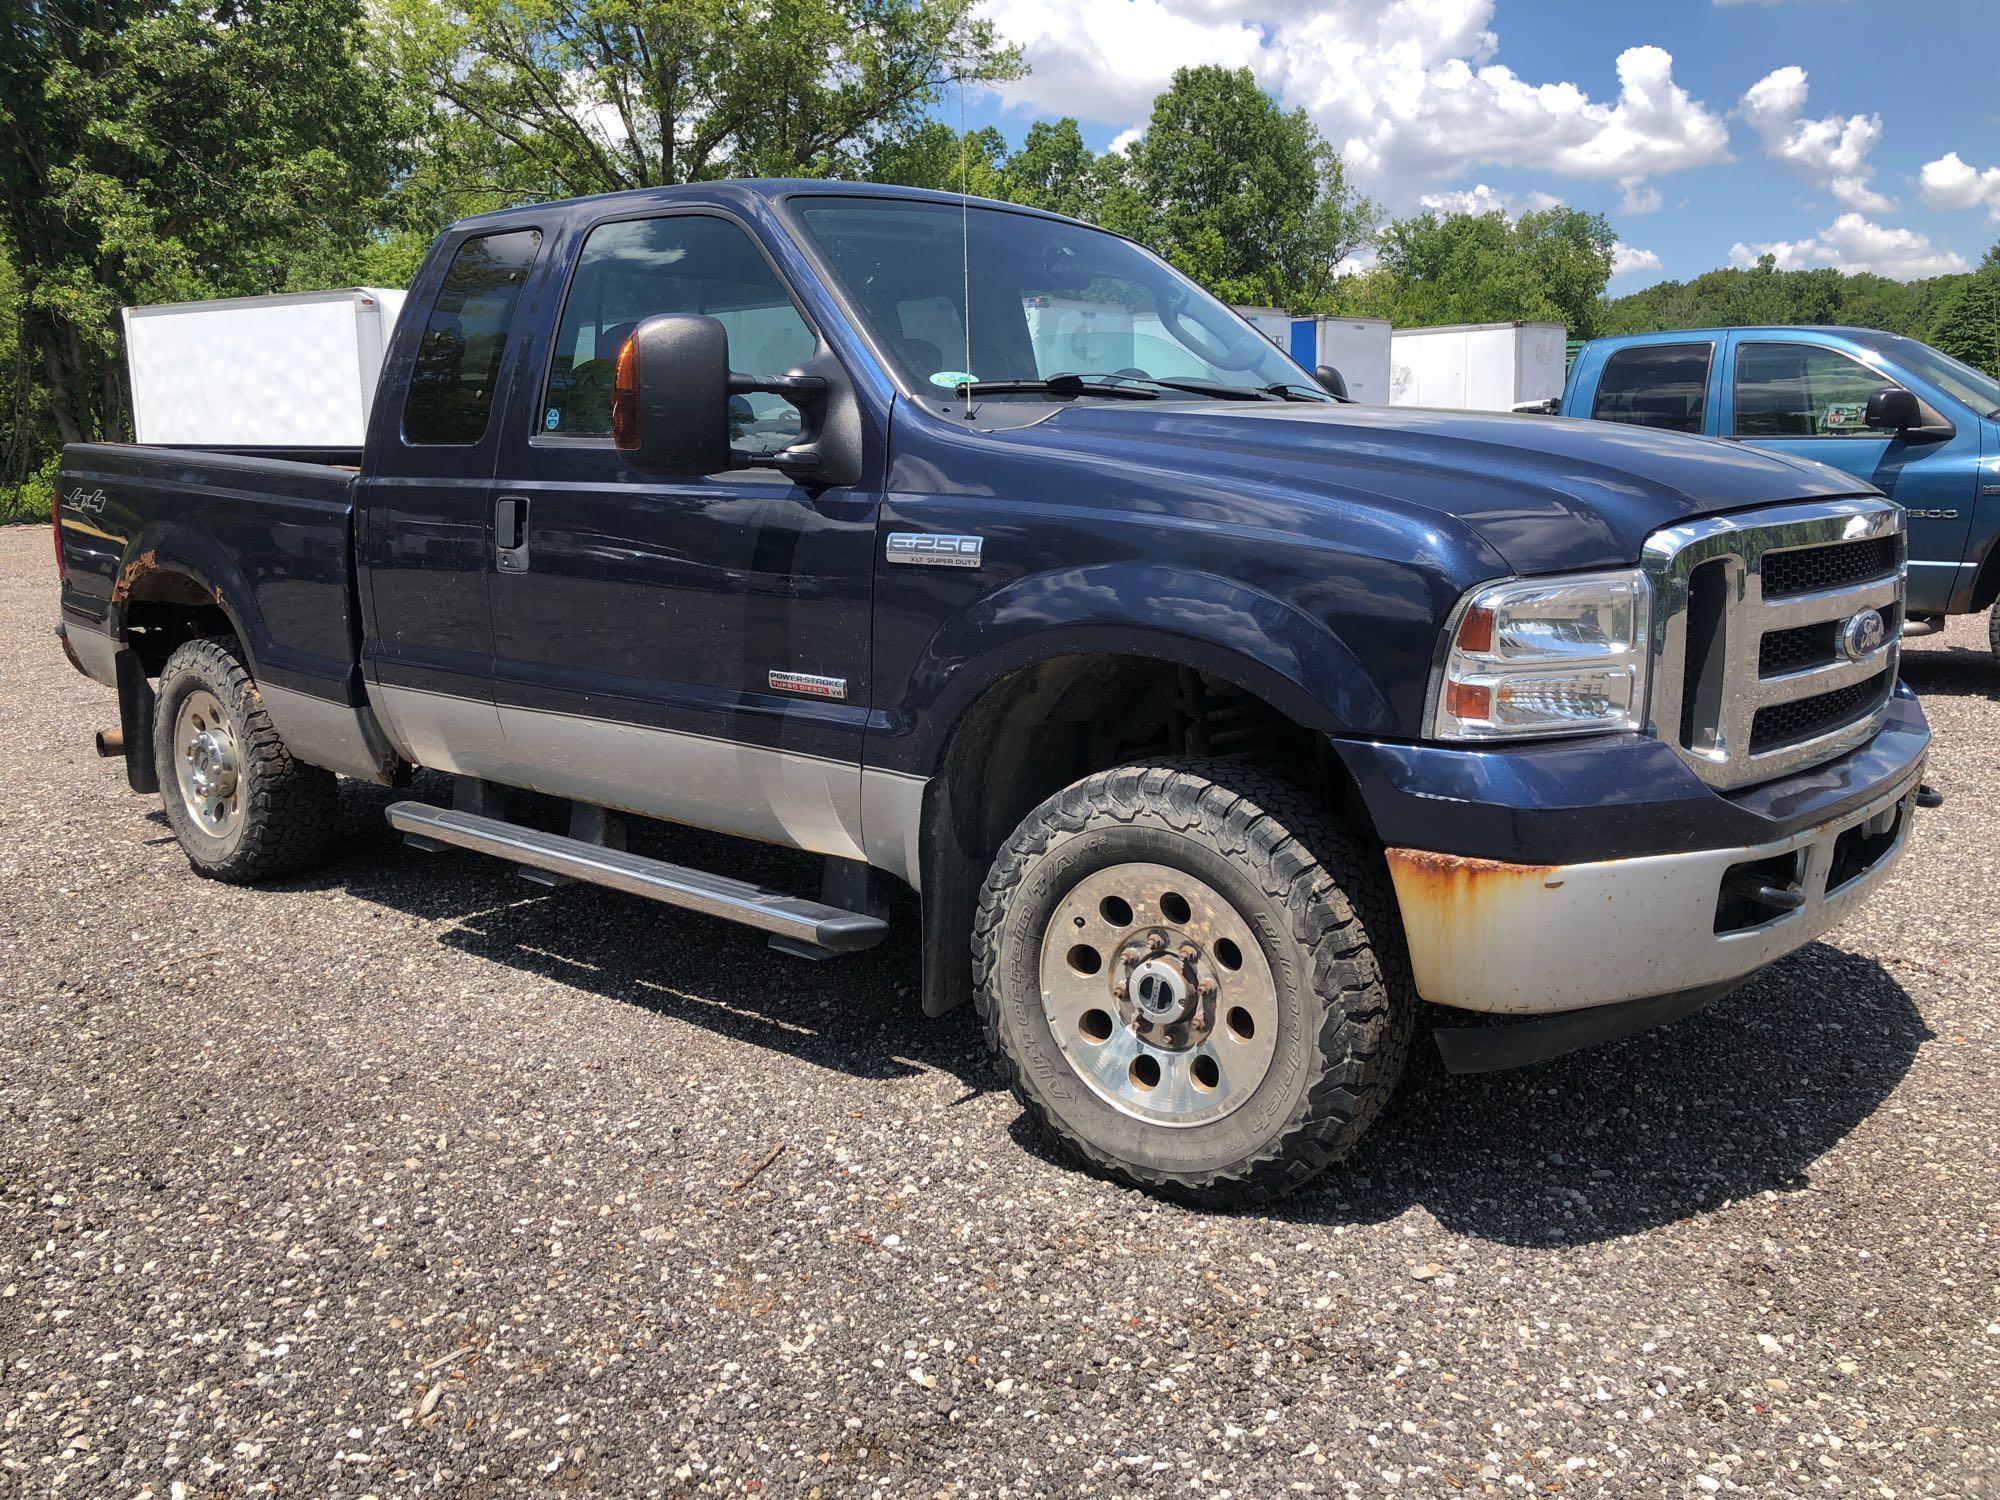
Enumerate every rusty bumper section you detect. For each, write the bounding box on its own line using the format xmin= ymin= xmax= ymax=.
xmin=1384 ymin=764 xmax=1923 ymax=1019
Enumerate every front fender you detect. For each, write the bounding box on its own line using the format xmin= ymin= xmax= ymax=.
xmin=892 ymin=562 xmax=1398 ymax=774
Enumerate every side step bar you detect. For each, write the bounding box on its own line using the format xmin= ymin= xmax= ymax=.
xmin=385 ymin=801 xmax=888 ymax=954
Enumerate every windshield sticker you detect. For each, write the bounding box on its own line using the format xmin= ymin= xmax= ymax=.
xmin=544 ymin=408 xmax=561 ymax=430
xmin=929 ymin=370 xmax=976 ymax=390
xmin=1820 ymin=402 xmax=1867 ymax=432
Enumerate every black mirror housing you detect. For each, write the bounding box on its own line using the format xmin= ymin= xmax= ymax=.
xmin=614 ymin=312 xmax=864 ymax=487
xmin=1864 ymin=386 xmax=1923 ymax=433
xmin=1314 ymin=364 xmax=1350 ymax=400
xmin=615 ymin=314 xmax=734 ymax=476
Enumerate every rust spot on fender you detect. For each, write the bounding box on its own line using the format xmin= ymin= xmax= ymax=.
xmin=111 ymin=549 xmax=160 ymax=604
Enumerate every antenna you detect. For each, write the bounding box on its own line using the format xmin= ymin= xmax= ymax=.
xmin=957 ymin=16 xmax=974 ymax=419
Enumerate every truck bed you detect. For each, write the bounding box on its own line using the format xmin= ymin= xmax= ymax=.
xmin=57 ymin=442 xmax=364 ymax=709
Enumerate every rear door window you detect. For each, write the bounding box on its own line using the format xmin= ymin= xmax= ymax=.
xmin=402 ymin=229 xmax=542 ymax=445
xmin=1590 ymin=343 xmax=1712 ymax=433
xmin=539 ymin=214 xmax=815 ymax=457
xmin=1733 ymin=342 xmax=1915 ymax=438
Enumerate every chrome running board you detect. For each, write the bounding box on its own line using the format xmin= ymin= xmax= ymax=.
xmin=386 ymin=801 xmax=887 ymax=954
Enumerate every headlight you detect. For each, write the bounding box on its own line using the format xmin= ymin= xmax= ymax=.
xmin=1429 ymin=570 xmax=1652 ymax=741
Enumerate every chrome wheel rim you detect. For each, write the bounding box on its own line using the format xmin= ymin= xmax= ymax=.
xmin=1037 ymin=862 xmax=1279 ymax=1128
xmin=173 ymin=688 xmax=242 ymax=840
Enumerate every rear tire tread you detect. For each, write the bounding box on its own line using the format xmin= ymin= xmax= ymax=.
xmin=153 ymin=636 xmax=339 ymax=883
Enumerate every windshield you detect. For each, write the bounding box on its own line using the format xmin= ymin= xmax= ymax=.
xmin=790 ymin=197 xmax=1324 ymax=401
xmin=1880 ymin=337 xmax=2000 ymax=418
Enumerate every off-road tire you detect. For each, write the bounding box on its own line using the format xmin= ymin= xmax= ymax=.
xmin=972 ymin=760 xmax=1414 ymax=1206
xmin=152 ymin=636 xmax=338 ymax=883
xmin=1988 ymin=602 xmax=1999 ymax=659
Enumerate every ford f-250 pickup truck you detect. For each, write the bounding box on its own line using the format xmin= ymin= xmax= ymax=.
xmin=1555 ymin=326 xmax=2000 ymax=654
xmin=55 ymin=182 xmax=1933 ymax=1204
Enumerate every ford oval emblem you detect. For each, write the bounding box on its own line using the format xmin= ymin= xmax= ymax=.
xmin=1840 ymin=607 xmax=1887 ymax=661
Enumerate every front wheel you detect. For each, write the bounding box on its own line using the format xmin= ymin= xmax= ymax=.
xmin=152 ymin=636 xmax=338 ymax=882
xmin=972 ymin=761 xmax=1414 ymax=1206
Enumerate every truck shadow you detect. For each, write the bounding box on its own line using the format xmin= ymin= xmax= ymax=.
xmin=1899 ymin=648 xmax=2000 ymax=702
xmin=1254 ymin=946 xmax=1931 ymax=1246
xmin=294 ymin=775 xmax=1929 ymax=1248
xmin=289 ymin=773 xmax=980 ymax=1085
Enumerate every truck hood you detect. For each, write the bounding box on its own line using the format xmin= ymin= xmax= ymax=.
xmin=1026 ymin=401 xmax=1873 ymax=574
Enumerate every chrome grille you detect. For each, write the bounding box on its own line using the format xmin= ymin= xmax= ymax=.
xmin=1643 ymin=498 xmax=1904 ymax=789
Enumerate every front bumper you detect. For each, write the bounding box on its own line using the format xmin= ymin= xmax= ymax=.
xmin=1384 ymin=761 xmax=1923 ymax=1015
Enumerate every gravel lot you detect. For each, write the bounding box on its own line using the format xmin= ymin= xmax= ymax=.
xmin=3 ymin=521 xmax=1996 ymax=1498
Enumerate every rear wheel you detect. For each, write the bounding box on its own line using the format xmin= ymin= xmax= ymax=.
xmin=973 ymin=761 xmax=1413 ymax=1206
xmin=152 ymin=637 xmax=338 ymax=882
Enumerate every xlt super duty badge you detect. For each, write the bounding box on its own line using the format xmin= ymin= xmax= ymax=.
xmin=886 ymin=532 xmax=983 ymax=568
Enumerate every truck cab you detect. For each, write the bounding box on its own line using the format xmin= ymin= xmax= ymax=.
xmin=1560 ymin=327 xmax=2000 ymax=636
xmin=56 ymin=184 xmax=1934 ymax=1207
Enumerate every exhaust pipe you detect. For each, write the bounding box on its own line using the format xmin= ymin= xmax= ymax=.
xmin=95 ymin=728 xmax=124 ymax=758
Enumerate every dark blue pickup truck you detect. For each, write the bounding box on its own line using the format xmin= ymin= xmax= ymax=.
xmin=55 ymin=182 xmax=1932 ymax=1204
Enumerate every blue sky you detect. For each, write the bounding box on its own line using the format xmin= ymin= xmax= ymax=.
xmin=955 ymin=0 xmax=2000 ymax=290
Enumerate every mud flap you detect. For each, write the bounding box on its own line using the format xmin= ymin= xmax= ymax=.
xmin=114 ymin=649 xmax=159 ymax=794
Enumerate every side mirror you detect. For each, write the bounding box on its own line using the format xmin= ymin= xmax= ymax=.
xmin=1314 ymin=364 xmax=1350 ymax=401
xmin=614 ymin=314 xmax=733 ymax=476
xmin=614 ymin=312 xmax=864 ymax=486
xmin=1864 ymin=386 xmax=1923 ymax=433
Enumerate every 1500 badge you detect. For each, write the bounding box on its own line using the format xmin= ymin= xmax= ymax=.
xmin=886 ymin=532 xmax=983 ymax=568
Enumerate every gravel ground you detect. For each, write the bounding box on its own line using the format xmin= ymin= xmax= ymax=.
xmin=2 ymin=522 xmax=1996 ymax=1498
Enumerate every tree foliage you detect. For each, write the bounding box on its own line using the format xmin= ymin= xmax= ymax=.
xmin=0 ymin=0 xmax=400 ymax=470
xmin=1349 ymin=208 xmax=1619 ymax=337
xmin=1598 ymin=254 xmax=1963 ymax=342
xmin=1928 ymin=264 xmax=2000 ymax=377
xmin=1105 ymin=67 xmax=1376 ymax=308
xmin=377 ymin=0 xmax=1023 ymax=196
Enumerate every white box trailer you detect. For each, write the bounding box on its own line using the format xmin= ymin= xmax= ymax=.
xmin=123 ymin=287 xmax=406 ymax=448
xmin=1231 ymin=305 xmax=1292 ymax=350
xmin=1286 ymin=316 xmax=1392 ymax=404
xmin=1388 ymin=321 xmax=1566 ymax=412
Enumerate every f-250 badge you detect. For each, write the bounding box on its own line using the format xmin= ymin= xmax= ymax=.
xmin=886 ymin=532 xmax=983 ymax=568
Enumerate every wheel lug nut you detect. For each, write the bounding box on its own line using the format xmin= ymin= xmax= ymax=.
xmin=1178 ymin=943 xmax=1198 ymax=964
xmin=1198 ymin=977 xmax=1217 ymax=998
xmin=1147 ymin=930 xmax=1167 ymax=952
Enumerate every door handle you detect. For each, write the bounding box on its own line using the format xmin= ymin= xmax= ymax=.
xmin=495 ymin=495 xmax=530 ymax=572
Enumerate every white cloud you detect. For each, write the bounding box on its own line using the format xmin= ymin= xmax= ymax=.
xmin=1919 ymin=151 xmax=2000 ymax=220
xmin=1107 ymin=125 xmax=1144 ymax=155
xmin=1611 ymin=244 xmax=1663 ymax=277
xmin=1415 ymin=182 xmax=1561 ymax=218
xmin=985 ymin=1 xmax=1729 ymax=199
xmin=1620 ymin=181 xmax=1664 ymax=215
xmin=1728 ymin=212 xmax=1968 ymax=280
xmin=1739 ymin=65 xmax=1892 ymax=212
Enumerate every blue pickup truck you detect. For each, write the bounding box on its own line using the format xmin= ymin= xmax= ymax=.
xmin=54 ymin=182 xmax=1932 ymax=1204
xmin=1559 ymin=327 xmax=2000 ymax=651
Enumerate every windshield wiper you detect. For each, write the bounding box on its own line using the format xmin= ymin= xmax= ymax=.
xmin=1262 ymin=381 xmax=1338 ymax=403
xmin=957 ymin=374 xmax=1159 ymax=401
xmin=1079 ymin=373 xmax=1284 ymax=402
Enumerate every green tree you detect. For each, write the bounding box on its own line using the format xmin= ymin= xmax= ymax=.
xmin=0 ymin=0 xmax=399 ymax=468
xmin=1109 ymin=66 xmax=1375 ymax=308
xmin=1929 ymin=248 xmax=2000 ymax=377
xmin=1361 ymin=206 xmax=1617 ymax=336
xmin=377 ymin=0 xmax=1023 ymax=196
xmin=863 ymin=119 xmax=1009 ymax=197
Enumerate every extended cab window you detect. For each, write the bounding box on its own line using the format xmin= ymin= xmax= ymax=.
xmin=541 ymin=215 xmax=814 ymax=455
xmin=403 ymin=229 xmax=541 ymax=445
xmin=1590 ymin=343 xmax=1711 ymax=433
xmin=1734 ymin=342 xmax=1915 ymax=438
